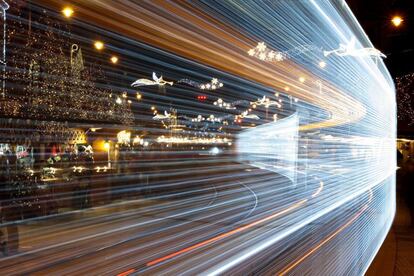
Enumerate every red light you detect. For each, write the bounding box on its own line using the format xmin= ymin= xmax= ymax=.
xmin=197 ymin=95 xmax=207 ymax=101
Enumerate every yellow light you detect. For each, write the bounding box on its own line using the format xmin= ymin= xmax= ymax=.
xmin=299 ymin=77 xmax=305 ymax=83
xmin=136 ymin=93 xmax=142 ymax=100
xmin=284 ymin=86 xmax=290 ymax=91
xmin=110 ymin=56 xmax=118 ymax=64
xmin=319 ymin=61 xmax=326 ymax=68
xmin=94 ymin=41 xmax=104 ymax=50
xmin=103 ymin=142 xmax=110 ymax=150
xmin=117 ymin=130 xmax=131 ymax=144
xmin=391 ymin=16 xmax=403 ymax=27
xmin=151 ymin=106 xmax=155 ymax=110
xmin=62 ymin=7 xmax=74 ymax=18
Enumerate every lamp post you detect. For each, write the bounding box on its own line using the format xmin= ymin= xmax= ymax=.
xmin=104 ymin=141 xmax=111 ymax=168
xmin=1 ymin=0 xmax=9 ymax=98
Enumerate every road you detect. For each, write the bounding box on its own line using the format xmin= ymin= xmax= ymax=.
xmin=0 ymin=158 xmax=380 ymax=275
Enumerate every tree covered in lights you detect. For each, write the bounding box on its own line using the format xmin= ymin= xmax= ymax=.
xmin=396 ymin=73 xmax=414 ymax=125
xmin=0 ymin=2 xmax=133 ymax=125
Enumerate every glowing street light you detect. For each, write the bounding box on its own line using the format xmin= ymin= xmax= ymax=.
xmin=104 ymin=141 xmax=111 ymax=168
xmin=62 ymin=7 xmax=74 ymax=18
xmin=110 ymin=56 xmax=118 ymax=64
xmin=94 ymin=41 xmax=104 ymax=51
xmin=103 ymin=141 xmax=110 ymax=150
xmin=391 ymin=16 xmax=403 ymax=27
xmin=319 ymin=61 xmax=326 ymax=68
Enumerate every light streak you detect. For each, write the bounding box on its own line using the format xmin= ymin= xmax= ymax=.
xmin=278 ymin=203 xmax=369 ymax=276
xmin=1 ymin=1 xmax=396 ymax=275
xmin=146 ymin=199 xmax=307 ymax=267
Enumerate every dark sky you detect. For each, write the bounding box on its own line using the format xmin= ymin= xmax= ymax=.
xmin=347 ymin=0 xmax=414 ymax=77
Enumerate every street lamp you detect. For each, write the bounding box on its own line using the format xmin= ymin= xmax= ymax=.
xmin=110 ymin=56 xmax=118 ymax=64
xmin=391 ymin=15 xmax=403 ymax=27
xmin=62 ymin=7 xmax=74 ymax=18
xmin=94 ymin=41 xmax=104 ymax=51
xmin=104 ymin=141 xmax=111 ymax=168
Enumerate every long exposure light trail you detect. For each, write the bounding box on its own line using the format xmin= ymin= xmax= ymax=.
xmin=0 ymin=1 xmax=395 ymax=275
xmin=278 ymin=203 xmax=368 ymax=276
xmin=146 ymin=199 xmax=308 ymax=267
xmin=37 ymin=0 xmax=367 ymax=131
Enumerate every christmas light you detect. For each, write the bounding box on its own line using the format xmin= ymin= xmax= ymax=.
xmin=319 ymin=61 xmax=326 ymax=68
xmin=62 ymin=7 xmax=74 ymax=18
xmin=103 ymin=142 xmax=110 ymax=150
xmin=110 ymin=56 xmax=118 ymax=64
xmin=131 ymin=72 xmax=173 ymax=87
xmin=94 ymin=41 xmax=104 ymax=50
xmin=391 ymin=15 xmax=403 ymax=27
xmin=0 ymin=1 xmax=396 ymax=275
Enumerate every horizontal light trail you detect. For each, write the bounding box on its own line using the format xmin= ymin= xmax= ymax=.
xmin=146 ymin=199 xmax=308 ymax=267
xmin=1 ymin=1 xmax=395 ymax=275
xmin=278 ymin=204 xmax=368 ymax=275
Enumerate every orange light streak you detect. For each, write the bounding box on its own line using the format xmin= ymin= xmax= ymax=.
xmin=278 ymin=204 xmax=368 ymax=276
xmin=116 ymin=268 xmax=136 ymax=276
xmin=37 ymin=0 xmax=365 ymax=131
xmin=146 ymin=199 xmax=307 ymax=267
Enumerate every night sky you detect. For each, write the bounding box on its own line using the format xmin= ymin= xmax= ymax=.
xmin=347 ymin=0 xmax=414 ymax=77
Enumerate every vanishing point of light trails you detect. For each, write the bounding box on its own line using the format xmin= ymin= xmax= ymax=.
xmin=0 ymin=1 xmax=395 ymax=275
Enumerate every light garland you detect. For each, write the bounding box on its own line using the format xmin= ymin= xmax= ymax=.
xmin=213 ymin=98 xmax=236 ymax=109
xmin=157 ymin=135 xmax=231 ymax=145
xmin=248 ymin=42 xmax=285 ymax=62
xmin=178 ymin=77 xmax=224 ymax=90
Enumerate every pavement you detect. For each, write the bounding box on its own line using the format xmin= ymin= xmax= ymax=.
xmin=366 ymin=193 xmax=414 ymax=276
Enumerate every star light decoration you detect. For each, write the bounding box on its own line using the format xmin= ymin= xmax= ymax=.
xmin=214 ymin=98 xmax=236 ymax=109
xmin=191 ymin=114 xmax=222 ymax=123
xmin=248 ymin=42 xmax=286 ymax=62
xmin=200 ymin=78 xmax=224 ymax=90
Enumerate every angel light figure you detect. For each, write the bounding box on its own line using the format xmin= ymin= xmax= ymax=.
xmin=324 ymin=37 xmax=386 ymax=59
xmin=131 ymin=72 xmax=173 ymax=87
xmin=153 ymin=111 xmax=172 ymax=120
